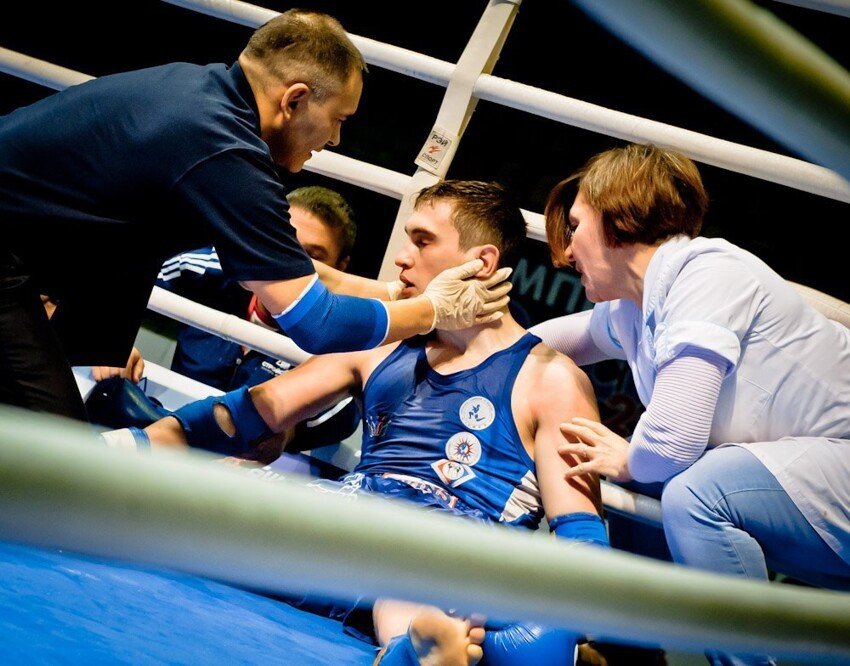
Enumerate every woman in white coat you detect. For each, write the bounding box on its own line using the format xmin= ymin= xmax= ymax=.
xmin=530 ymin=142 xmax=850 ymax=666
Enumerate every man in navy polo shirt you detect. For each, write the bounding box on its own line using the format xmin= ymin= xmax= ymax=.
xmin=0 ymin=9 xmax=511 ymax=422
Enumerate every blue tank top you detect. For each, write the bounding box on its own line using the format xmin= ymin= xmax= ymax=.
xmin=354 ymin=332 xmax=544 ymax=530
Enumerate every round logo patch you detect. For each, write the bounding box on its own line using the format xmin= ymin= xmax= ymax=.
xmin=445 ymin=432 xmax=482 ymax=465
xmin=459 ymin=396 xmax=495 ymax=431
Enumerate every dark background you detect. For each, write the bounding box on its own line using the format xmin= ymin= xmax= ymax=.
xmin=1 ymin=1 xmax=847 ymax=432
xmin=1 ymin=1 xmax=847 ymax=299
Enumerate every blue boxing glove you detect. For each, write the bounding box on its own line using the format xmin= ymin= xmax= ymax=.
xmin=85 ymin=377 xmax=170 ymax=430
xmin=482 ymin=622 xmax=577 ymax=665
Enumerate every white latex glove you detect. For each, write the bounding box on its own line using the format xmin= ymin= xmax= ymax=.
xmin=422 ymin=259 xmax=513 ymax=331
xmin=385 ymin=278 xmax=405 ymax=301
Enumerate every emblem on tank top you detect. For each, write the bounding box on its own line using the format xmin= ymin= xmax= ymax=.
xmin=459 ymin=396 xmax=495 ymax=430
xmin=431 ymin=432 xmax=481 ymax=487
xmin=445 ymin=432 xmax=482 ymax=465
xmin=366 ymin=413 xmax=392 ymax=438
xmin=432 ymin=459 xmax=476 ymax=487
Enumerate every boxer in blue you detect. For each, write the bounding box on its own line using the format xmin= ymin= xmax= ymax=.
xmin=127 ymin=180 xmax=606 ymax=665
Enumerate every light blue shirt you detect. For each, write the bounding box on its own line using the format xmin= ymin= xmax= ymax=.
xmin=590 ymin=235 xmax=850 ymax=442
xmin=588 ymin=235 xmax=850 ymax=558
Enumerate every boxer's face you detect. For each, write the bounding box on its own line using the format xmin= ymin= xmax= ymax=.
xmin=393 ymin=200 xmax=476 ymax=299
xmin=289 ymin=205 xmax=349 ymax=270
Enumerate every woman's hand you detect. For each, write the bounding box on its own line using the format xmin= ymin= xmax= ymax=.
xmin=558 ymin=417 xmax=633 ymax=483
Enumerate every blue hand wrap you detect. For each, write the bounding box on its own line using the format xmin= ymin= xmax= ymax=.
xmin=549 ymin=512 xmax=610 ymax=548
xmin=171 ymin=386 xmax=273 ymax=456
xmin=483 ymin=622 xmax=577 ymax=666
xmin=128 ymin=426 xmax=151 ymax=451
xmin=273 ymin=275 xmax=388 ymax=353
xmin=99 ymin=426 xmax=151 ymax=453
xmin=375 ymin=633 xmax=419 ymax=665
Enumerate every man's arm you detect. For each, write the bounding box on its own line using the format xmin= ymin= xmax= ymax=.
xmin=521 ymin=345 xmax=602 ymax=521
xmin=242 ymin=273 xmax=431 ymax=353
xmin=467 ymin=347 xmax=607 ymax=666
xmin=243 ymin=260 xmax=512 ymax=355
xmin=144 ymin=347 xmax=372 ymax=452
xmin=312 ymin=260 xmax=391 ymax=299
xmin=249 ymin=350 xmax=366 ymax=436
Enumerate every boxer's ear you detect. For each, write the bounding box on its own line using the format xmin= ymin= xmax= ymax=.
xmin=471 ymin=244 xmax=499 ymax=278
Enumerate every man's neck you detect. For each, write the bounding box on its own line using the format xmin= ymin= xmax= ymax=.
xmin=427 ymin=312 xmax=525 ymax=374
xmin=237 ymin=54 xmax=278 ymax=139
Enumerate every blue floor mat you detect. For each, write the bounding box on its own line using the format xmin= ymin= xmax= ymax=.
xmin=0 ymin=540 xmax=376 ymax=664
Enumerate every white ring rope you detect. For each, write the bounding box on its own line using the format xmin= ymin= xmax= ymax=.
xmin=474 ymin=73 xmax=850 ymax=205
xmin=0 ymin=46 xmax=92 ymax=89
xmin=0 ymin=47 xmax=547 ymax=244
xmin=146 ymin=286 xmax=312 ymax=365
xmin=156 ymin=0 xmax=850 ymax=205
xmin=3 ymin=12 xmax=849 ymax=211
xmin=1 ymin=405 xmax=849 ymax=662
xmin=790 ymin=282 xmax=850 ymax=329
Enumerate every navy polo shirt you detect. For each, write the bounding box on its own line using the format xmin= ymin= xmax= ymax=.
xmin=0 ymin=61 xmax=313 ymax=364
